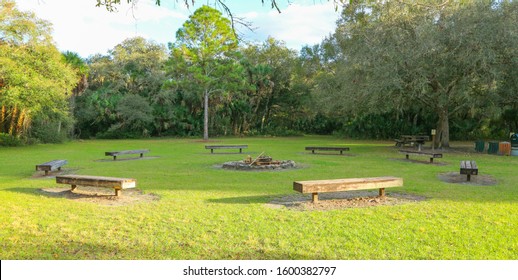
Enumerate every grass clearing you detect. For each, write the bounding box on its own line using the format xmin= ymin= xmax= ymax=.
xmin=1 ymin=136 xmax=518 ymax=259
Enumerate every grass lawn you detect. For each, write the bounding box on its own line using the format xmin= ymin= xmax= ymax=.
xmin=1 ymin=135 xmax=517 ymax=259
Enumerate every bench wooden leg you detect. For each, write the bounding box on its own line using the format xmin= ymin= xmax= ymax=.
xmin=379 ymin=188 xmax=385 ymax=197
xmin=406 ymin=154 xmax=409 ymax=159
xmin=115 ymin=189 xmax=121 ymax=196
xmin=71 ymin=185 xmax=77 ymax=191
xmin=113 ymin=156 xmax=117 ymax=160
xmin=467 ymin=174 xmax=471 ymax=181
xmin=340 ymin=150 xmax=343 ymax=155
xmin=140 ymin=153 xmax=143 ymax=158
xmin=312 ymin=150 xmax=315 ymax=154
xmin=312 ymin=193 xmax=319 ymax=203
xmin=239 ymin=148 xmax=242 ymax=153
xmin=430 ymin=158 xmax=433 ymax=163
xmin=44 ymin=170 xmax=49 ymax=176
xmin=211 ymin=149 xmax=214 ymax=153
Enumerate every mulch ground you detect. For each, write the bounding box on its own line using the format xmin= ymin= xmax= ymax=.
xmin=437 ymin=172 xmax=497 ymax=186
xmin=39 ymin=187 xmax=160 ymax=206
xmin=266 ymin=191 xmax=427 ymax=211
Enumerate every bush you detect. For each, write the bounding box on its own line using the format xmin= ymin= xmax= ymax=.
xmin=0 ymin=133 xmax=24 ymax=146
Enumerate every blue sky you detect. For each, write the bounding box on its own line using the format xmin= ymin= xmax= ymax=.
xmin=17 ymin=0 xmax=342 ymax=58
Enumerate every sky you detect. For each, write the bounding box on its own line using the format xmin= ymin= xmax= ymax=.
xmin=16 ymin=0 xmax=342 ymax=58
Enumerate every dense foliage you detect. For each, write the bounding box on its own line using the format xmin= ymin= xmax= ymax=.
xmin=0 ymin=0 xmax=78 ymax=145
xmin=2 ymin=1 xmax=518 ymax=143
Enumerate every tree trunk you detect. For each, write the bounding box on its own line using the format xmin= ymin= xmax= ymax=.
xmin=203 ymin=89 xmax=209 ymax=140
xmin=436 ymin=108 xmax=450 ymax=148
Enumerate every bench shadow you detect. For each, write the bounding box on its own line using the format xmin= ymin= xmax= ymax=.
xmin=94 ymin=156 xmax=160 ymax=162
xmin=390 ymin=158 xmax=449 ymax=166
xmin=300 ymin=152 xmax=355 ymax=157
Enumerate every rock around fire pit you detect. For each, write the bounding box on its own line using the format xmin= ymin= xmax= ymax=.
xmin=222 ymin=154 xmax=296 ymax=170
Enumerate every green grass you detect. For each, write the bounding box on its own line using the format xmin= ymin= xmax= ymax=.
xmin=1 ymin=136 xmax=518 ymax=259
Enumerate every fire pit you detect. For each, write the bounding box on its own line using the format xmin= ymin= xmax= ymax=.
xmin=222 ymin=154 xmax=296 ymax=170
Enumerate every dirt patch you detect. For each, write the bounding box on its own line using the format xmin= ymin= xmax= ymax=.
xmin=266 ymin=191 xmax=426 ymax=211
xmin=437 ymin=172 xmax=497 ymax=186
xmin=39 ymin=187 xmax=160 ymax=206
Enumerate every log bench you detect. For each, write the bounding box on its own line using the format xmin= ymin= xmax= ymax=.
xmin=56 ymin=175 xmax=136 ymax=196
xmin=205 ymin=145 xmax=248 ymax=154
xmin=36 ymin=160 xmax=68 ymax=176
xmin=305 ymin=146 xmax=350 ymax=155
xmin=293 ymin=176 xmax=403 ymax=203
xmin=460 ymin=160 xmax=478 ymax=181
xmin=105 ymin=149 xmax=149 ymax=160
xmin=399 ymin=150 xmax=443 ymax=163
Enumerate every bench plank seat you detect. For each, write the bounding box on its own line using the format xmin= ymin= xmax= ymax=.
xmin=205 ymin=145 xmax=248 ymax=153
xmin=460 ymin=160 xmax=478 ymax=181
xmin=293 ymin=176 xmax=403 ymax=203
xmin=36 ymin=160 xmax=68 ymax=175
xmin=56 ymin=175 xmax=136 ymax=196
xmin=305 ymin=146 xmax=350 ymax=155
xmin=399 ymin=150 xmax=443 ymax=163
xmin=105 ymin=149 xmax=149 ymax=160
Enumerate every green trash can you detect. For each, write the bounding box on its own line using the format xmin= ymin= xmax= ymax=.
xmin=487 ymin=141 xmax=499 ymax=154
xmin=475 ymin=140 xmax=485 ymax=152
xmin=511 ymin=134 xmax=518 ymax=148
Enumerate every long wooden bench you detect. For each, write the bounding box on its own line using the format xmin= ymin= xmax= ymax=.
xmin=460 ymin=160 xmax=478 ymax=181
xmin=56 ymin=175 xmax=136 ymax=196
xmin=105 ymin=149 xmax=149 ymax=160
xmin=305 ymin=146 xmax=350 ymax=155
xmin=399 ymin=150 xmax=443 ymax=163
xmin=205 ymin=145 xmax=248 ymax=154
xmin=36 ymin=160 xmax=68 ymax=176
xmin=293 ymin=176 xmax=403 ymax=203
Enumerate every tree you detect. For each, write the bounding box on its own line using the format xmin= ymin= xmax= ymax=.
xmin=74 ymin=37 xmax=167 ymax=138
xmin=0 ymin=0 xmax=77 ymax=142
xmin=321 ymin=0 xmax=515 ymax=147
xmin=170 ymin=5 xmax=240 ymax=140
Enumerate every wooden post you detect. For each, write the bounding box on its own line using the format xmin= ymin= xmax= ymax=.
xmin=312 ymin=193 xmax=319 ymax=203
xmin=115 ymin=189 xmax=121 ymax=196
xmin=431 ymin=129 xmax=436 ymax=152
xmin=379 ymin=188 xmax=385 ymax=197
xmin=71 ymin=185 xmax=77 ymax=191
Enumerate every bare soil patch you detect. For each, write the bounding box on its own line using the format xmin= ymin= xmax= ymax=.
xmin=39 ymin=187 xmax=160 ymax=206
xmin=437 ymin=172 xmax=497 ymax=186
xmin=266 ymin=191 xmax=426 ymax=211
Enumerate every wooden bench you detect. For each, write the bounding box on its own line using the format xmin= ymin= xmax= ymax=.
xmin=399 ymin=150 xmax=443 ymax=163
xmin=56 ymin=175 xmax=136 ymax=196
xmin=105 ymin=149 xmax=149 ymax=160
xmin=305 ymin=146 xmax=350 ymax=155
xmin=460 ymin=160 xmax=478 ymax=181
xmin=293 ymin=176 xmax=403 ymax=203
xmin=205 ymin=145 xmax=248 ymax=154
xmin=36 ymin=160 xmax=68 ymax=176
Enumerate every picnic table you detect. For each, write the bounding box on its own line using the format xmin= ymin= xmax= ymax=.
xmin=395 ymin=135 xmax=430 ymax=151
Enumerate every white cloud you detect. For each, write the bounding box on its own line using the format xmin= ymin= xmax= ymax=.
xmin=15 ymin=0 xmax=341 ymax=57
xmin=16 ymin=0 xmax=186 ymax=57
xmin=239 ymin=2 xmax=340 ymax=50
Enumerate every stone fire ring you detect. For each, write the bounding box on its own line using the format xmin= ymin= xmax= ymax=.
xmin=222 ymin=160 xmax=296 ymax=170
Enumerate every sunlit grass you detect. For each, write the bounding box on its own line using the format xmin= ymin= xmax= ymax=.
xmin=1 ymin=136 xmax=517 ymax=259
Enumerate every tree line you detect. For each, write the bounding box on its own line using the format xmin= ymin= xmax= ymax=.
xmin=1 ymin=0 xmax=517 ymax=146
